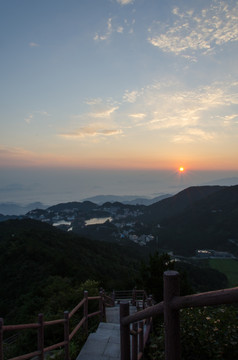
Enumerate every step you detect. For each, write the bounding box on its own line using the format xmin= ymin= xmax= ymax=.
xmin=76 ymin=323 xmax=120 ymax=360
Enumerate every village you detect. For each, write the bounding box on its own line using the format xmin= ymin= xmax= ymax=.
xmin=27 ymin=202 xmax=155 ymax=246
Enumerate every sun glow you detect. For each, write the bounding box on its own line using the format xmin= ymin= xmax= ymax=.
xmin=179 ymin=166 xmax=185 ymax=172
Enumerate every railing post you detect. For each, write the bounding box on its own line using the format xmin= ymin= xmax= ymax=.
xmin=0 ymin=318 xmax=3 ymax=360
xmin=132 ymin=288 xmax=136 ymax=306
xmin=37 ymin=314 xmax=44 ymax=360
xmin=132 ymin=322 xmax=138 ymax=360
xmin=146 ymin=297 xmax=152 ymax=326
xmin=139 ymin=321 xmax=143 ymax=354
xmin=64 ymin=311 xmax=70 ymax=360
xmin=120 ymin=302 xmax=130 ymax=360
xmin=164 ymin=271 xmax=181 ymax=360
xmin=99 ymin=290 xmax=105 ymax=322
xmin=84 ymin=291 xmax=88 ymax=335
xmin=112 ymin=290 xmax=116 ymax=306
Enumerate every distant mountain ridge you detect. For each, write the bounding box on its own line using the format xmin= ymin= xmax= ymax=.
xmin=82 ymin=194 xmax=172 ymax=205
xmin=0 ymin=202 xmax=47 ymax=216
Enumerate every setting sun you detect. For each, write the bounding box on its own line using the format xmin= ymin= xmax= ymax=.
xmin=179 ymin=167 xmax=185 ymax=172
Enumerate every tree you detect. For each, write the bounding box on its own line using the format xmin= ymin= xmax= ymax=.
xmin=138 ymin=252 xmax=174 ymax=302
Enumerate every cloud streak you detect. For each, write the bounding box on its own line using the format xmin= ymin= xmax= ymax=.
xmin=60 ymin=125 xmax=123 ymax=139
xmin=148 ymin=0 xmax=238 ymax=58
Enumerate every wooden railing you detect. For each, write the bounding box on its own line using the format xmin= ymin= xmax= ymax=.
xmin=0 ymin=290 xmax=112 ymax=360
xmin=113 ymin=290 xmax=148 ymax=309
xmin=120 ymin=271 xmax=238 ymax=360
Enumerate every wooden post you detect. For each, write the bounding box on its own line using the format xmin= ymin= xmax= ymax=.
xmin=164 ymin=271 xmax=181 ymax=360
xmin=37 ymin=314 xmax=44 ymax=360
xmin=64 ymin=311 xmax=70 ymax=360
xmin=99 ymin=290 xmax=104 ymax=322
xmin=132 ymin=288 xmax=136 ymax=306
xmin=120 ymin=302 xmax=130 ymax=360
xmin=84 ymin=291 xmax=88 ymax=335
xmin=0 ymin=318 xmax=3 ymax=360
xmin=132 ymin=322 xmax=138 ymax=360
xmin=146 ymin=297 xmax=152 ymax=326
xmin=139 ymin=321 xmax=143 ymax=354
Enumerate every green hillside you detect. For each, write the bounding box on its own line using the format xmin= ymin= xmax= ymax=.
xmin=209 ymin=259 xmax=238 ymax=287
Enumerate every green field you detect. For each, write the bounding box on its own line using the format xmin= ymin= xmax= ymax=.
xmin=209 ymin=259 xmax=238 ymax=287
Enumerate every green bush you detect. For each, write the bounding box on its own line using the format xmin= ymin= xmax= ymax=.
xmin=147 ymin=305 xmax=238 ymax=360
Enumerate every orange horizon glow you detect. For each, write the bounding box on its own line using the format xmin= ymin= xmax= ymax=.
xmin=1 ymin=150 xmax=238 ymax=172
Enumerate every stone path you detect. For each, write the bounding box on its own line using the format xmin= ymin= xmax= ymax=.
xmin=76 ymin=305 xmax=137 ymax=360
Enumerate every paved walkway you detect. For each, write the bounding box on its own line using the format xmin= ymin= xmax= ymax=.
xmin=76 ymin=305 xmax=137 ymax=360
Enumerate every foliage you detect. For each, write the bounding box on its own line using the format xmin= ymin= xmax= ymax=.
xmin=0 ymin=219 xmax=143 ymax=323
xmin=147 ymin=305 xmax=238 ymax=360
xmin=137 ymin=252 xmax=175 ymax=302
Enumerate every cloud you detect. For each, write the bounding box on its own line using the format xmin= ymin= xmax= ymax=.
xmin=94 ymin=18 xmax=113 ymax=41
xmin=172 ymin=128 xmax=215 ymax=143
xmin=123 ymin=90 xmax=140 ymax=103
xmin=148 ymin=0 xmax=238 ymax=57
xmin=60 ymin=124 xmax=123 ymax=139
xmin=129 ymin=113 xmax=146 ymax=119
xmin=89 ymin=106 xmax=119 ymax=118
xmin=117 ymin=26 xmax=124 ymax=33
xmin=94 ymin=16 xmax=133 ymax=41
xmin=29 ymin=42 xmax=39 ymax=47
xmin=85 ymin=98 xmax=103 ymax=105
xmin=117 ymin=0 xmax=134 ymax=5
xmin=24 ymin=111 xmax=51 ymax=124
xmin=120 ymin=79 xmax=238 ymax=145
xmin=24 ymin=114 xmax=33 ymax=124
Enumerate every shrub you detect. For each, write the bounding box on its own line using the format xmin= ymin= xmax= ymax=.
xmin=147 ymin=305 xmax=238 ymax=360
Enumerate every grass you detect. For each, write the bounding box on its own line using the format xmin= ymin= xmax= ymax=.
xmin=209 ymin=259 xmax=238 ymax=287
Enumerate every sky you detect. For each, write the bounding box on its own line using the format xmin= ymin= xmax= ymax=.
xmin=0 ymin=0 xmax=238 ymax=204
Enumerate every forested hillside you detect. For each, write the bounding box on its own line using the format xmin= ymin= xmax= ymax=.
xmin=153 ymin=185 xmax=238 ymax=255
xmin=0 ymin=219 xmax=144 ymax=324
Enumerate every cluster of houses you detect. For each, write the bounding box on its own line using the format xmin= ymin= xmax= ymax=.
xmin=26 ymin=204 xmax=155 ymax=246
xmin=196 ymin=249 xmax=235 ymax=259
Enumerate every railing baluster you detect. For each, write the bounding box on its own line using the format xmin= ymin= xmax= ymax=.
xmin=0 ymin=318 xmax=3 ymax=360
xmin=164 ymin=271 xmax=181 ymax=360
xmin=37 ymin=314 xmax=44 ymax=360
xmin=132 ymin=322 xmax=138 ymax=360
xmin=99 ymin=290 xmax=104 ymax=322
xmin=84 ymin=291 xmax=88 ymax=335
xmin=64 ymin=311 xmax=70 ymax=360
xmin=120 ymin=302 xmax=130 ymax=360
xmin=139 ymin=321 xmax=143 ymax=355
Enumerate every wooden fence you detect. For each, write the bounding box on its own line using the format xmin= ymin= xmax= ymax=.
xmin=120 ymin=270 xmax=238 ymax=360
xmin=0 ymin=290 xmax=113 ymax=360
xmin=1 ymin=273 xmax=238 ymax=360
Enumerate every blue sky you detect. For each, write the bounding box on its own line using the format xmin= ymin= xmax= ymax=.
xmin=0 ymin=0 xmax=238 ymax=203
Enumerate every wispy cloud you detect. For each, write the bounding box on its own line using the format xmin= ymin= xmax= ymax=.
xmin=24 ymin=111 xmax=51 ymax=124
xmin=172 ymin=128 xmax=215 ymax=143
xmin=121 ymin=80 xmax=238 ymax=143
xmin=94 ymin=16 xmax=134 ymax=41
xmin=129 ymin=113 xmax=146 ymax=119
xmin=116 ymin=0 xmax=134 ymax=5
xmin=94 ymin=18 xmax=113 ymax=41
xmin=29 ymin=42 xmax=39 ymax=47
xmin=89 ymin=106 xmax=119 ymax=118
xmin=60 ymin=124 xmax=123 ymax=139
xmin=123 ymin=90 xmax=140 ymax=103
xmin=148 ymin=0 xmax=238 ymax=58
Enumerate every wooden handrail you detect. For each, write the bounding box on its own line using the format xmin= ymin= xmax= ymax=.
xmin=170 ymin=286 xmax=238 ymax=310
xmin=120 ymin=271 xmax=238 ymax=360
xmin=0 ymin=290 xmax=114 ymax=360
